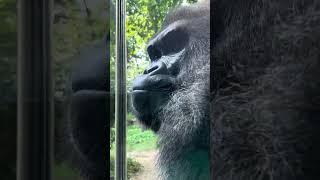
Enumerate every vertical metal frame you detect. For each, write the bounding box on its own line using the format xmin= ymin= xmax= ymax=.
xmin=17 ymin=0 xmax=54 ymax=180
xmin=115 ymin=0 xmax=127 ymax=179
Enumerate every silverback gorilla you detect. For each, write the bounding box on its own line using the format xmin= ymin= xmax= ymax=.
xmin=132 ymin=0 xmax=320 ymax=180
xmin=66 ymin=0 xmax=320 ymax=179
xmin=132 ymin=1 xmax=210 ymax=180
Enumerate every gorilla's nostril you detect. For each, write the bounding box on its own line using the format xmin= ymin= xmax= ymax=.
xmin=143 ymin=62 xmax=169 ymax=76
xmin=146 ymin=66 xmax=158 ymax=74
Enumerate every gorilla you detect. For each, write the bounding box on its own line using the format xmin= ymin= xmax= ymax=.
xmin=131 ymin=0 xmax=320 ymax=180
xmin=211 ymin=0 xmax=320 ymax=179
xmin=65 ymin=0 xmax=320 ymax=179
xmin=131 ymin=1 xmax=210 ymax=179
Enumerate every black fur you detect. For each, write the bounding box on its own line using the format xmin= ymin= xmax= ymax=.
xmin=211 ymin=0 xmax=320 ymax=179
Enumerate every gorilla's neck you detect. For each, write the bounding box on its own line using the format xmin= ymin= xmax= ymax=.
xmin=157 ymin=64 xmax=210 ymax=180
xmin=159 ymin=149 xmax=210 ymax=180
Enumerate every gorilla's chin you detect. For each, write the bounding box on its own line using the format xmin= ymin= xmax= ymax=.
xmin=133 ymin=112 xmax=161 ymax=132
xmin=131 ymin=90 xmax=169 ymax=132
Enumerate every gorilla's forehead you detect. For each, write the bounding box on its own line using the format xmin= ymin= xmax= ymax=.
xmin=147 ymin=20 xmax=187 ymax=47
xmin=148 ymin=1 xmax=210 ymax=47
xmin=163 ymin=1 xmax=209 ymax=27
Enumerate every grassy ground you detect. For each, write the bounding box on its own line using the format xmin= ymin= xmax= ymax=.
xmin=127 ymin=125 xmax=158 ymax=151
xmin=110 ymin=124 xmax=158 ymax=154
xmin=54 ymin=124 xmax=158 ymax=179
xmin=110 ymin=124 xmax=158 ymax=179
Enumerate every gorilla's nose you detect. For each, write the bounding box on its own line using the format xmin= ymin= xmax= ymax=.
xmin=131 ymin=60 xmax=173 ymax=121
xmin=132 ymin=61 xmax=173 ymax=91
xmin=143 ymin=61 xmax=168 ymax=76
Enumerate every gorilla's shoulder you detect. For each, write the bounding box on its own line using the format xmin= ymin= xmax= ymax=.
xmin=212 ymin=0 xmax=320 ymax=179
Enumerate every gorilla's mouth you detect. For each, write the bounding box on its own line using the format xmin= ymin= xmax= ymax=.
xmin=132 ymin=89 xmax=171 ymax=112
xmin=132 ymin=73 xmax=175 ymax=91
xmin=132 ymin=90 xmax=169 ymax=132
xmin=132 ymin=71 xmax=175 ymax=132
xmin=131 ymin=39 xmax=185 ymax=132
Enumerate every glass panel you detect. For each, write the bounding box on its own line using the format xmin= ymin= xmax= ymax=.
xmin=110 ymin=0 xmax=116 ymax=179
xmin=114 ymin=0 xmax=127 ymax=179
xmin=52 ymin=0 xmax=109 ymax=179
xmin=0 ymin=0 xmax=17 ymax=179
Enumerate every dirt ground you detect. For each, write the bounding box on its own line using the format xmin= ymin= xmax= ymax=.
xmin=128 ymin=150 xmax=158 ymax=180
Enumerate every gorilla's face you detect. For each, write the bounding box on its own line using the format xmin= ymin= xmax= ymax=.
xmin=132 ymin=3 xmax=210 ymax=178
xmin=131 ymin=23 xmax=189 ymax=132
xmin=132 ymin=3 xmax=210 ymax=135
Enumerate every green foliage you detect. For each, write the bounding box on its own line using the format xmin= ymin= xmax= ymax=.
xmin=110 ymin=153 xmax=115 ymax=177
xmin=110 ymin=127 xmax=115 ymax=149
xmin=127 ymin=157 xmax=143 ymax=179
xmin=0 ymin=0 xmax=16 ymax=57
xmin=110 ymin=154 xmax=143 ymax=179
xmin=53 ymin=1 xmax=107 ymax=61
xmin=110 ymin=125 xmax=158 ymax=152
xmin=126 ymin=0 xmax=181 ymax=60
xmin=127 ymin=112 xmax=135 ymax=121
xmin=53 ymin=0 xmax=109 ymax=99
xmin=127 ymin=125 xmax=158 ymax=151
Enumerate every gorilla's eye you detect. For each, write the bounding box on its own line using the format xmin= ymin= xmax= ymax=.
xmin=147 ymin=27 xmax=189 ymax=62
xmin=160 ymin=28 xmax=189 ymax=56
xmin=147 ymin=45 xmax=162 ymax=61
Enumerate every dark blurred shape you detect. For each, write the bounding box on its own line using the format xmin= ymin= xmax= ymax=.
xmin=57 ymin=37 xmax=110 ymax=179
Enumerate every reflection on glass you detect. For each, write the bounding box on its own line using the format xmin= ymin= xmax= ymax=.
xmin=53 ymin=0 xmax=108 ymax=179
xmin=0 ymin=0 xmax=17 ymax=179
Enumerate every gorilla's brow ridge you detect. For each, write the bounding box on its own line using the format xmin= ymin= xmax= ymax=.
xmin=163 ymin=2 xmax=209 ymax=27
xmin=147 ymin=20 xmax=187 ymax=48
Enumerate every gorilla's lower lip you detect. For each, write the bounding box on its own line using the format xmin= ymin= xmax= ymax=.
xmin=131 ymin=89 xmax=164 ymax=132
xmin=132 ymin=74 xmax=175 ymax=92
xmin=131 ymin=89 xmax=169 ymax=113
